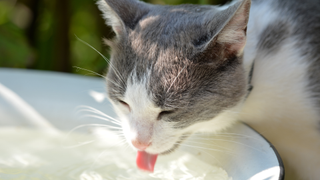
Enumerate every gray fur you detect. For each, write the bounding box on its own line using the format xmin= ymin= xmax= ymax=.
xmin=275 ymin=0 xmax=320 ymax=114
xmin=97 ymin=0 xmax=150 ymax=34
xmin=101 ymin=0 xmax=250 ymax=129
xmin=258 ymin=20 xmax=290 ymax=53
xmin=255 ymin=0 xmax=320 ymax=125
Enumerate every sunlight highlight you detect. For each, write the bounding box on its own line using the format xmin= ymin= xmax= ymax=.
xmin=249 ymin=166 xmax=281 ymax=180
xmin=0 ymin=83 xmax=59 ymax=135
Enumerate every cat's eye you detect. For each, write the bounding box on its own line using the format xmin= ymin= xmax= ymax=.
xmin=118 ymin=99 xmax=130 ymax=111
xmin=157 ymin=110 xmax=174 ymax=120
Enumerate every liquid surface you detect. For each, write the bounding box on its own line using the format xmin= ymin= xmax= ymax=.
xmin=0 ymin=127 xmax=232 ymax=180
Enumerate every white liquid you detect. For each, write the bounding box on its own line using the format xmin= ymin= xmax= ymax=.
xmin=0 ymin=127 xmax=232 ymax=180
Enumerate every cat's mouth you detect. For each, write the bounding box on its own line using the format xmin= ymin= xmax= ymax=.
xmin=135 ymin=133 xmax=190 ymax=172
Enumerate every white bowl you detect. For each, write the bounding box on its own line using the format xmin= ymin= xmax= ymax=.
xmin=0 ymin=68 xmax=284 ymax=180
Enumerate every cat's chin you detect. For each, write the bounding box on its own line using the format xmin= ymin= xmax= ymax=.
xmin=153 ymin=133 xmax=191 ymax=155
xmin=158 ymin=143 xmax=181 ymax=155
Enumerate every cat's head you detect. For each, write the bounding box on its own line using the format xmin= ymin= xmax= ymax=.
xmin=98 ymin=0 xmax=251 ymax=155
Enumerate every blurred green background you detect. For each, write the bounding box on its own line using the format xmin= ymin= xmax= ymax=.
xmin=0 ymin=0 xmax=229 ymax=76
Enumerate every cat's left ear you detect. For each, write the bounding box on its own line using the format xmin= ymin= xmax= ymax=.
xmin=202 ymin=0 xmax=251 ymax=57
xmin=97 ymin=0 xmax=150 ymax=36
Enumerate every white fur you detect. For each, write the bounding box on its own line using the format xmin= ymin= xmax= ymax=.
xmin=243 ymin=1 xmax=278 ymax=76
xmin=119 ymin=70 xmax=203 ymax=154
xmin=183 ymin=104 xmax=243 ymax=134
xmin=120 ymin=70 xmax=245 ymax=154
xmin=122 ymin=72 xmax=161 ymax=148
xmin=240 ymin=2 xmax=320 ymax=179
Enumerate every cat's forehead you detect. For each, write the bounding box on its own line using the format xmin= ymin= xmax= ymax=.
xmin=139 ymin=4 xmax=220 ymax=30
xmin=127 ymin=4 xmax=221 ymax=52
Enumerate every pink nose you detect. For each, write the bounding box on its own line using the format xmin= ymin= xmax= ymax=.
xmin=132 ymin=140 xmax=151 ymax=150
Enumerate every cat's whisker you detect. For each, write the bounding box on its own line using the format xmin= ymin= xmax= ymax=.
xmin=76 ymin=109 xmax=122 ymax=124
xmin=166 ymin=65 xmax=187 ymax=94
xmin=80 ymin=114 xmax=122 ymax=126
xmin=89 ymin=150 xmax=108 ymax=169
xmin=215 ymin=133 xmax=262 ymax=141
xmin=182 ymin=139 xmax=236 ymax=150
xmin=192 ymin=148 xmax=222 ymax=164
xmin=187 ymin=136 xmax=261 ymax=143
xmin=163 ymin=101 xmax=189 ymax=110
xmin=89 ymin=124 xmax=126 ymax=135
xmin=89 ymin=139 xmax=131 ymax=169
xmin=73 ymin=66 xmax=106 ymax=78
xmin=75 ymin=35 xmax=127 ymax=87
xmin=101 ymin=137 xmax=127 ymax=145
xmin=175 ymin=143 xmax=239 ymax=156
xmin=118 ymin=140 xmax=130 ymax=147
xmin=65 ymin=124 xmax=122 ymax=138
xmin=178 ymin=133 xmax=264 ymax=153
xmin=62 ymin=123 xmax=124 ymax=149
xmin=172 ymin=140 xmax=223 ymax=164
xmin=63 ymin=140 xmax=97 ymax=149
xmin=183 ymin=133 xmax=261 ymax=141
xmin=105 ymin=77 xmax=125 ymax=90
xmin=179 ymin=140 xmax=239 ymax=155
xmin=123 ymin=138 xmax=133 ymax=152
xmin=88 ymin=123 xmax=123 ymax=130
xmin=208 ymin=138 xmax=264 ymax=153
xmin=76 ymin=108 xmax=122 ymax=126
xmin=94 ymin=129 xmax=126 ymax=137
xmin=76 ymin=105 xmax=121 ymax=123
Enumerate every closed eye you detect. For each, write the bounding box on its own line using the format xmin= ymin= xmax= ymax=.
xmin=157 ymin=110 xmax=174 ymax=120
xmin=118 ymin=99 xmax=130 ymax=111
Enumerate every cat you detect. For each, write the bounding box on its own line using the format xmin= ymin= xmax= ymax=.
xmin=97 ymin=0 xmax=320 ymax=179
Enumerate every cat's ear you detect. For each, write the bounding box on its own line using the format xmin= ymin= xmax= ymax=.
xmin=97 ymin=0 xmax=149 ymax=36
xmin=201 ymin=0 xmax=251 ymax=57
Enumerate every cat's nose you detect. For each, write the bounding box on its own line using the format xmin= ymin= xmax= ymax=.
xmin=131 ymin=139 xmax=151 ymax=150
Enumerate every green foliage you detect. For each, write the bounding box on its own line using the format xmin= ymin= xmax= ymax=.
xmin=0 ymin=0 xmax=32 ymax=68
xmin=35 ymin=0 xmax=55 ymax=71
xmin=0 ymin=0 xmax=228 ymax=76
xmin=69 ymin=0 xmax=109 ymax=76
xmin=0 ymin=1 xmax=11 ymax=25
xmin=0 ymin=22 xmax=32 ymax=68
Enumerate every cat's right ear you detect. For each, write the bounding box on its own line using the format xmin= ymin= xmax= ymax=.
xmin=97 ymin=0 xmax=150 ymax=36
xmin=196 ymin=0 xmax=251 ymax=62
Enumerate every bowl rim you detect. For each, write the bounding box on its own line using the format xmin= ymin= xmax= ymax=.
xmin=244 ymin=123 xmax=285 ymax=180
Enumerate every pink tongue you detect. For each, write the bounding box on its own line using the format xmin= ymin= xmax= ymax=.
xmin=136 ymin=151 xmax=158 ymax=172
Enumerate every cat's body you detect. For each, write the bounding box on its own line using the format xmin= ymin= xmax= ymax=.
xmin=97 ymin=0 xmax=320 ymax=179
xmin=241 ymin=1 xmax=320 ymax=179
